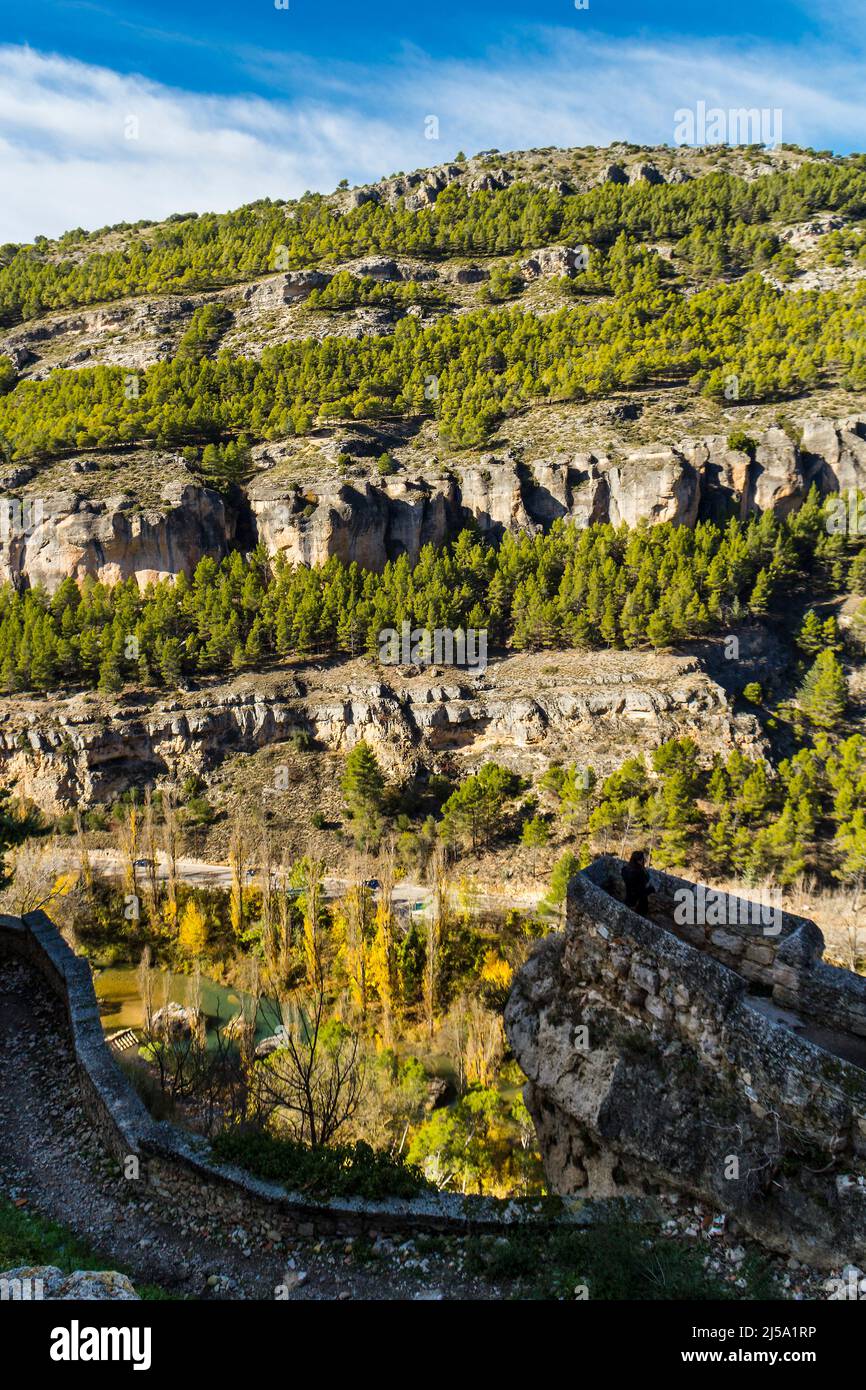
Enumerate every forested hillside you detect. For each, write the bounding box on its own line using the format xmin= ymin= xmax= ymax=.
xmin=2 ymin=155 xmax=866 ymax=323
xmin=2 ymin=256 xmax=865 ymax=459
xmin=0 ymin=491 xmax=857 ymax=693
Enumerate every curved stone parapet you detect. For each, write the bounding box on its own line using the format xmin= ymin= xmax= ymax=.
xmin=505 ymin=859 xmax=866 ymax=1269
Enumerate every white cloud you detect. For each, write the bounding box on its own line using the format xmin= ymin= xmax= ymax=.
xmin=1 ymin=30 xmax=865 ymax=243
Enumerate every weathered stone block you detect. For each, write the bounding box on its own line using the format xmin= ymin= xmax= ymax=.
xmin=745 ymin=944 xmax=775 ymax=966
xmin=709 ymin=929 xmax=744 ymax=954
xmin=645 ymin=996 xmax=673 ymax=1023
xmin=630 ymin=964 xmax=659 ymax=994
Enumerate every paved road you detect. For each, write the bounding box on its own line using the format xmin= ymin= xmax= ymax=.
xmin=66 ymin=849 xmax=541 ymax=915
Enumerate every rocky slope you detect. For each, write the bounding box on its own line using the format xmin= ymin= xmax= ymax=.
xmin=0 ymin=649 xmax=761 ymax=813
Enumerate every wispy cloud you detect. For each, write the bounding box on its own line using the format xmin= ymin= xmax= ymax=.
xmin=1 ymin=28 xmax=865 ymax=243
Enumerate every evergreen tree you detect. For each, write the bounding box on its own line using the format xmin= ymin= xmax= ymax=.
xmin=797 ymin=649 xmax=848 ymax=727
xmin=341 ymin=741 xmax=385 ymax=819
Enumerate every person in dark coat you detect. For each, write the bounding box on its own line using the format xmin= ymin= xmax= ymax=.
xmin=622 ymin=849 xmax=653 ymax=915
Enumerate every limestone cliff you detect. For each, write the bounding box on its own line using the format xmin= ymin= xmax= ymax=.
xmin=0 ymin=649 xmax=760 ymax=812
xmin=0 ymin=480 xmax=231 ymax=591
xmin=4 ymin=416 xmax=865 ymax=590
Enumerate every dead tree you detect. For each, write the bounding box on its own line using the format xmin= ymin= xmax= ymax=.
xmin=256 ymin=986 xmax=364 ymax=1147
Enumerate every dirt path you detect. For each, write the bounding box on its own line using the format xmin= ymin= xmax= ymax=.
xmin=0 ymin=959 xmax=505 ymax=1300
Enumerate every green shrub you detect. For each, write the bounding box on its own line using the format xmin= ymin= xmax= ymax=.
xmin=211 ymin=1129 xmax=429 ymax=1200
xmin=185 ymin=796 xmax=215 ymax=825
xmin=727 ymin=430 xmax=757 ymax=454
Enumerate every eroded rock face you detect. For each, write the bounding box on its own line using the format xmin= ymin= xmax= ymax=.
xmin=519 ymin=246 xmax=581 ymax=279
xmin=246 ymin=419 xmax=866 ymax=571
xmin=248 ymin=477 xmax=454 ymax=568
xmin=603 ymin=447 xmax=701 ymax=528
xmin=241 ymin=270 xmax=331 ymax=309
xmin=0 ymin=650 xmax=760 ymax=812
xmin=505 ymin=861 xmax=866 ymax=1268
xmin=5 ymin=417 xmax=866 ymax=589
xmin=0 ymin=482 xmax=230 ymax=591
xmin=231 ymin=416 xmax=866 ymax=572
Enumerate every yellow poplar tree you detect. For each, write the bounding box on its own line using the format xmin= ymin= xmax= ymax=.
xmin=229 ymin=821 xmax=246 ymax=937
xmin=369 ymin=897 xmax=397 ymax=1039
xmin=179 ymin=897 xmax=208 ymax=956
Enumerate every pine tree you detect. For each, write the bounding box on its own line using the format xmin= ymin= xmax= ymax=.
xmin=341 ymin=741 xmax=385 ymax=817
xmin=797 ymin=649 xmax=848 ymax=728
xmin=520 ymin=815 xmax=549 ymax=874
xmin=796 ymin=609 xmax=825 ymax=656
xmin=646 ymin=608 xmax=673 ymax=648
xmin=159 ymin=638 xmax=184 ymax=686
xmin=544 ymin=850 xmax=581 ymax=920
xmin=97 ymin=650 xmax=123 ymax=693
xmin=749 ymin=567 xmax=773 ymax=615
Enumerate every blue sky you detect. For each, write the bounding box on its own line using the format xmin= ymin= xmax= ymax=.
xmin=1 ymin=0 xmax=865 ymax=241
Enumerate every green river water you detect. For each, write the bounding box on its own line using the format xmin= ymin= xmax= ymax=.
xmin=93 ymin=964 xmax=278 ymax=1044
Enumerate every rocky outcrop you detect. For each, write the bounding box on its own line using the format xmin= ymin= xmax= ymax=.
xmin=248 ymin=477 xmax=454 ymax=568
xmin=628 ymin=163 xmax=664 ymax=185
xmin=505 ymin=859 xmax=866 ymax=1268
xmin=0 ymin=296 xmax=198 ymax=377
xmin=603 ymin=446 xmax=701 ymax=527
xmin=0 ymin=650 xmax=759 ymax=812
xmin=151 ymin=1002 xmax=203 ymax=1039
xmin=0 ymin=480 xmax=231 ymax=591
xmin=519 ymin=246 xmax=581 ymax=279
xmin=5 ymin=417 xmax=865 ymax=590
xmin=247 ymin=417 xmax=866 ymax=570
xmin=241 ymin=269 xmax=331 ymax=310
xmin=0 ymin=1266 xmax=139 ymax=1300
xmin=342 ymin=163 xmax=468 ymax=212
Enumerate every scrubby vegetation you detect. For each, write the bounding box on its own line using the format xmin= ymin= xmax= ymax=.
xmin=464 ymin=1219 xmax=781 ymax=1300
xmin=211 ymin=1130 xmax=428 ymax=1199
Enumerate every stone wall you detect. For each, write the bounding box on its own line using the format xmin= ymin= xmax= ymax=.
xmin=0 ymin=909 xmax=615 ymax=1247
xmin=505 ymin=861 xmax=866 ymax=1268
xmin=586 ymin=858 xmax=866 ymax=1038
